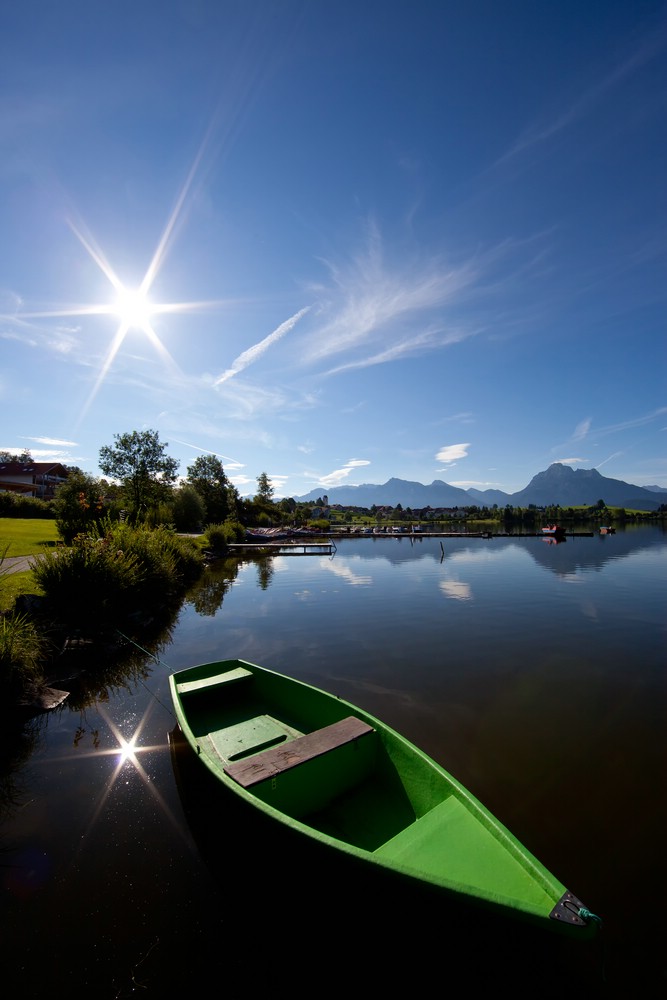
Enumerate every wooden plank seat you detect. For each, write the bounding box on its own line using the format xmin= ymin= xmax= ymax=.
xmin=224 ymin=716 xmax=374 ymax=788
xmin=175 ymin=665 xmax=253 ymax=695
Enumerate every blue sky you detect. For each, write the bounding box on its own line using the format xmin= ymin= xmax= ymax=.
xmin=1 ymin=0 xmax=665 ymax=497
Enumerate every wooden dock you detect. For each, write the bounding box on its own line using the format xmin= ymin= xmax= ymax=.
xmin=227 ymin=541 xmax=335 ymax=555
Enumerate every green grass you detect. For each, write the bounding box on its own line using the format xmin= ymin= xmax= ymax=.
xmin=0 ymin=518 xmax=58 ymax=612
xmin=0 ymin=572 xmax=41 ymax=614
xmin=0 ymin=518 xmax=60 ymax=556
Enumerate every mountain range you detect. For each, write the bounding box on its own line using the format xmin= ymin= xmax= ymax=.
xmin=292 ymin=463 xmax=667 ymax=512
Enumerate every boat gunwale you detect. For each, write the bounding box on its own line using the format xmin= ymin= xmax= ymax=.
xmin=169 ymin=658 xmax=598 ymax=938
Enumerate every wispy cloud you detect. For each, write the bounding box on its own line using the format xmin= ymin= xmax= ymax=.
xmin=301 ymin=218 xmax=481 ymax=370
xmin=569 ymin=408 xmax=667 ymax=445
xmin=306 ymin=459 xmax=371 ymax=490
xmin=595 ymin=408 xmax=667 ymax=436
xmin=214 ymin=307 xmax=310 ymax=385
xmin=572 ymin=418 xmax=592 ymax=441
xmin=552 ymin=408 xmax=667 ymax=460
xmin=496 ymin=26 xmax=666 ymax=167
xmin=323 ymin=324 xmax=471 ymax=376
xmin=436 ymin=411 xmax=475 ymax=426
xmin=27 ymin=436 xmax=78 ymax=447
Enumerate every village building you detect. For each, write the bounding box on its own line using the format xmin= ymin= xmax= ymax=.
xmin=0 ymin=461 xmax=69 ymax=500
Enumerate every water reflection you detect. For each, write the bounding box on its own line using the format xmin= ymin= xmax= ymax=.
xmin=182 ymin=555 xmax=241 ymax=615
xmin=0 ymin=718 xmax=41 ymax=821
xmin=1 ymin=526 xmax=665 ymax=993
xmin=324 ymin=530 xmax=666 ymax=578
xmin=439 ymin=579 xmax=472 ymax=601
xmin=189 ymin=531 xmax=666 ymax=612
xmin=55 ymin=700 xmax=176 ymax=841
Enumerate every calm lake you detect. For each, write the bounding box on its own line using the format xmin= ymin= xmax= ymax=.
xmin=2 ymin=526 xmax=665 ymax=995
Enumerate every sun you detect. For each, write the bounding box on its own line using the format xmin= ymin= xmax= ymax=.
xmin=112 ymin=286 xmax=154 ymax=331
xmin=10 ymin=127 xmax=229 ymax=427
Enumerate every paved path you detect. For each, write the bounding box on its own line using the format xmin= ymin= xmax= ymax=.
xmin=1 ymin=556 xmax=36 ymax=576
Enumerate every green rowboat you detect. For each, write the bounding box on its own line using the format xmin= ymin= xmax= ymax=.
xmin=169 ymin=658 xmax=599 ymax=938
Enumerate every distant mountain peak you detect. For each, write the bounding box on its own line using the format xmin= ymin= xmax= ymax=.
xmin=291 ymin=464 xmax=661 ymax=511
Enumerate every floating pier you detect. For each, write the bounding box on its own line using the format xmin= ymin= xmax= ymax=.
xmin=228 ymin=541 xmax=335 ymax=555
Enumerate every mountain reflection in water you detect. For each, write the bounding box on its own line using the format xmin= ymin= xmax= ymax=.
xmin=1 ymin=526 xmax=665 ymax=993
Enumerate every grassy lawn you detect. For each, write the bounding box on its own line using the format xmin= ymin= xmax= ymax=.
xmin=0 ymin=518 xmax=60 ymax=612
xmin=0 ymin=517 xmax=60 ymax=556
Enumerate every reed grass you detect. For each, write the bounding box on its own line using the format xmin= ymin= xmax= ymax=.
xmin=0 ymin=612 xmax=45 ymax=694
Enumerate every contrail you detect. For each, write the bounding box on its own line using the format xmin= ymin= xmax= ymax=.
xmin=215 ymin=307 xmax=310 ymax=384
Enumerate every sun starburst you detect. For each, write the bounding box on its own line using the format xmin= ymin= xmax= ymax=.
xmin=7 ymin=132 xmax=229 ymax=424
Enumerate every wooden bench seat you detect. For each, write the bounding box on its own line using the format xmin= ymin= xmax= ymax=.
xmin=176 ymin=665 xmax=253 ymax=695
xmin=224 ymin=716 xmax=374 ymax=788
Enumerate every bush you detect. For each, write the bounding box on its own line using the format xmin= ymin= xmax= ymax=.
xmin=32 ymin=534 xmax=146 ymax=627
xmin=172 ymin=485 xmax=205 ymax=532
xmin=110 ymin=522 xmax=203 ymax=593
xmin=0 ymin=494 xmax=55 ymax=518
xmin=53 ymin=470 xmax=112 ymax=543
xmin=31 ymin=521 xmax=204 ymax=631
xmin=205 ymin=521 xmax=245 ymax=551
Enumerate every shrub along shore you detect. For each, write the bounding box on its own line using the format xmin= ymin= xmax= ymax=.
xmin=0 ymin=518 xmax=244 ymax=710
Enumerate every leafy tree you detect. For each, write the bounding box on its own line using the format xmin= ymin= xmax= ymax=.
xmin=186 ymin=454 xmax=237 ymax=524
xmin=172 ymin=485 xmax=206 ymax=532
xmin=99 ymin=430 xmax=179 ymax=522
xmin=249 ymin=472 xmax=277 ymax=524
xmin=0 ymin=450 xmax=32 ymax=463
xmin=255 ymin=472 xmax=274 ymax=503
xmin=53 ymin=471 xmax=106 ymax=543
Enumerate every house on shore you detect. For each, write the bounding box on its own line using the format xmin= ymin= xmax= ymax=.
xmin=0 ymin=461 xmax=69 ymax=500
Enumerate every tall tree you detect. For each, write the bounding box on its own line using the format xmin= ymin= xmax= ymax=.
xmin=186 ymin=454 xmax=236 ymax=524
xmin=255 ymin=472 xmax=274 ymax=503
xmin=99 ymin=430 xmax=178 ymax=521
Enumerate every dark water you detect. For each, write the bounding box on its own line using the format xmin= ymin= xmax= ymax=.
xmin=2 ymin=526 xmax=665 ymax=995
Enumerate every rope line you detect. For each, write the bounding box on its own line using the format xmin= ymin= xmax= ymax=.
xmin=116 ymin=629 xmax=175 ymax=717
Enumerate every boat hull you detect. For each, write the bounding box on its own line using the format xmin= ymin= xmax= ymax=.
xmin=169 ymin=659 xmax=599 ymax=938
